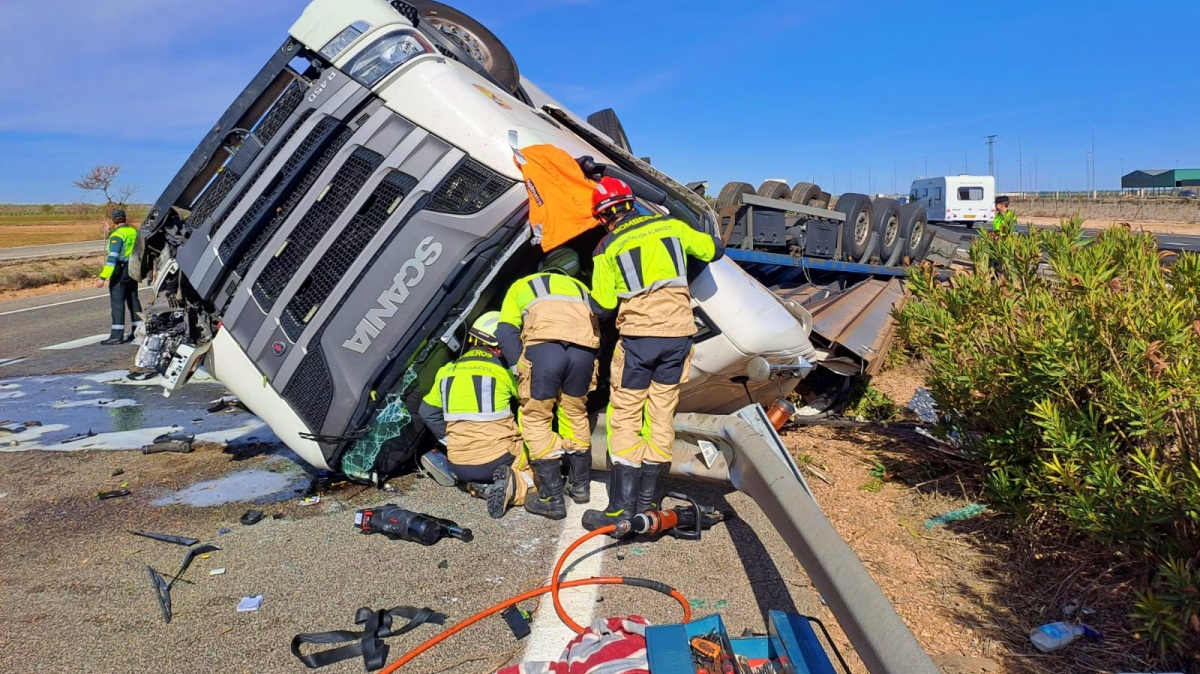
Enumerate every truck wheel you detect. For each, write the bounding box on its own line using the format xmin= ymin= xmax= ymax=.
xmin=757 ymin=180 xmax=790 ymax=200
xmin=716 ymin=182 xmax=755 ymax=209
xmin=899 ymin=203 xmax=931 ymax=262
xmin=587 ymin=109 xmax=633 ymax=154
xmin=872 ymin=198 xmax=901 ymax=263
xmin=411 ymin=1 xmax=520 ymax=95
xmin=834 ymin=193 xmax=873 ymax=260
xmin=789 ymin=181 xmax=822 ymax=207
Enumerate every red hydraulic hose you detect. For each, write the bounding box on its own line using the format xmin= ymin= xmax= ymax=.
xmin=375 ymin=524 xmax=690 ymax=674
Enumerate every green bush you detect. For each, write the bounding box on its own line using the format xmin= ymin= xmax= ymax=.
xmin=897 ymin=217 xmax=1200 ymax=658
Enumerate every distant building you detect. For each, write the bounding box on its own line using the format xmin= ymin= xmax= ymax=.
xmin=1121 ymin=169 xmax=1200 ymax=193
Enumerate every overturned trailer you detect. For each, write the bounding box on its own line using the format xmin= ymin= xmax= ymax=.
xmin=131 ymin=1 xmax=942 ymax=671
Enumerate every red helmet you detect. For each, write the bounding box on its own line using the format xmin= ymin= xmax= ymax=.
xmin=591 ymin=176 xmax=635 ymax=218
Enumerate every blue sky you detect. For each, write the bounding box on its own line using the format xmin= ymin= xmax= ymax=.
xmin=2 ymin=0 xmax=1197 ymax=203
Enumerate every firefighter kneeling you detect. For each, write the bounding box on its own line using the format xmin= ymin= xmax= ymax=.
xmin=418 ymin=312 xmax=536 ymax=519
xmin=496 ymin=247 xmax=599 ymax=521
xmin=581 ymin=177 xmax=724 ymax=532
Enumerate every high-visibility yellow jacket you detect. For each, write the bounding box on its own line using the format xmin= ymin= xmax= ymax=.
xmin=420 ymin=348 xmax=522 ymax=465
xmin=993 ymin=209 xmax=1018 ymax=235
xmin=591 ymin=213 xmax=723 ymax=337
xmin=100 ymin=224 xmax=138 ymax=280
xmin=496 ymin=271 xmax=599 ymax=364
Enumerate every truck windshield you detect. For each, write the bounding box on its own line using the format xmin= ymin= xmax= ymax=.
xmin=958 ymin=186 xmax=984 ymax=200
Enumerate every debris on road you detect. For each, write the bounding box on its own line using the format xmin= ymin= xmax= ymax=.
xmin=61 ymin=430 xmax=95 ymax=443
xmin=240 ymin=509 xmax=264 ymax=526
xmin=97 ymin=488 xmax=130 ymax=500
xmin=207 ymin=395 xmax=248 ymax=414
xmin=907 ymin=387 xmax=940 ymax=424
xmin=130 ymin=531 xmax=200 ymax=547
xmin=209 ymin=568 xmax=226 ymax=576
xmin=111 ymin=468 xmax=124 ymax=477
xmin=1029 ymin=621 xmax=1102 ymax=652
xmin=290 ymin=606 xmax=447 ymax=669
xmin=299 ymin=495 xmax=321 ymax=507
xmin=237 ymin=595 xmax=264 ymax=612
xmin=141 ymin=439 xmax=193 ymax=454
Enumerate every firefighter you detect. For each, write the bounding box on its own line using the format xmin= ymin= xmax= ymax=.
xmin=581 ymin=177 xmax=724 ymax=531
xmin=417 ymin=311 xmax=537 ymax=519
xmin=993 ymin=196 xmax=1017 ymax=236
xmin=93 ymin=208 xmax=143 ymax=345
xmin=495 ymin=247 xmax=599 ymax=521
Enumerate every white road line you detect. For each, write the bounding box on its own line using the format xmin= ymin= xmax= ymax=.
xmin=0 ymin=287 xmax=151 ymax=317
xmin=43 ymin=333 xmax=111 ymax=350
xmin=0 ymin=357 xmax=27 ymax=368
xmin=523 ymin=494 xmax=606 ymax=663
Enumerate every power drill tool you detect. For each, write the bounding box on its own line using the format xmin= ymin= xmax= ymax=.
xmin=354 ymin=505 xmax=473 ymax=546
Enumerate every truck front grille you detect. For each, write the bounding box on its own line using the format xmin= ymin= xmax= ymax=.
xmin=252 ymin=147 xmax=384 ymax=310
xmin=282 ymin=338 xmax=334 ymax=434
xmin=228 ymin=120 xmax=352 ymax=279
xmin=185 ymin=169 xmax=239 ymax=231
xmin=427 ymin=158 xmax=513 ymax=215
xmin=281 ymin=169 xmax=419 ymax=340
xmin=255 ymin=80 xmax=306 ymax=145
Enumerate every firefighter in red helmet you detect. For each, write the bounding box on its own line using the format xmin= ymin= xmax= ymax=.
xmin=582 ymin=176 xmax=725 ymax=532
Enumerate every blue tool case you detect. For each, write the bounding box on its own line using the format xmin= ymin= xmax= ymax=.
xmin=644 ymin=610 xmax=847 ymax=674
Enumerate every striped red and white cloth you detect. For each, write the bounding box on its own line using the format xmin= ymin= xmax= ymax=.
xmin=497 ymin=616 xmax=651 ymax=674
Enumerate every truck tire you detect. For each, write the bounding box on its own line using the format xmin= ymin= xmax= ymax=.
xmin=872 ymin=198 xmax=901 ymax=263
xmin=411 ymin=1 xmax=521 ymax=95
xmin=587 ymin=109 xmax=633 ymax=154
xmin=899 ymin=202 xmax=931 ymax=262
xmin=716 ymin=182 xmax=755 ymax=209
xmin=834 ymin=193 xmax=873 ymax=260
xmin=789 ymin=182 xmax=822 ymax=207
xmin=757 ymin=180 xmax=790 ymax=201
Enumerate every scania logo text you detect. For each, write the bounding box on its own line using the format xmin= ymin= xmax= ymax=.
xmin=342 ymin=236 xmax=443 ymax=353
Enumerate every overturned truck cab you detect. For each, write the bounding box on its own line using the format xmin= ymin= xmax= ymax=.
xmin=131 ymin=1 xmax=938 ymax=671
xmin=132 ymin=0 xmax=814 ymax=477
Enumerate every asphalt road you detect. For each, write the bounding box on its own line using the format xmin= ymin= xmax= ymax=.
xmin=0 ymin=285 xmax=829 ymax=674
xmin=951 ymin=222 xmax=1200 ymax=252
xmin=0 ymin=239 xmax=108 ymax=261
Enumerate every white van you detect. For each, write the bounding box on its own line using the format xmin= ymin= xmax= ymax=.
xmin=909 ymin=175 xmax=994 ymax=226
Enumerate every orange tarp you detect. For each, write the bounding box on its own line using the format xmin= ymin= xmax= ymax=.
xmin=515 ymin=144 xmax=597 ymax=251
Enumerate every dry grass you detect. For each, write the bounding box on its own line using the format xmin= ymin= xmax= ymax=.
xmin=0 ymin=207 xmax=148 ymax=248
xmin=0 ymin=255 xmax=104 ymax=292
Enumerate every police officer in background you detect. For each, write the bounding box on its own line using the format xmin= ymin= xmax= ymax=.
xmin=94 ymin=208 xmax=143 ymax=345
xmin=581 ymin=177 xmax=724 ymax=531
xmin=418 ymin=311 xmax=538 ymax=519
xmin=495 ymin=247 xmax=599 ymax=521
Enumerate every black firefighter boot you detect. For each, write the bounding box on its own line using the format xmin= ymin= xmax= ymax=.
xmin=99 ymin=327 xmax=125 ymax=346
xmin=635 ymin=461 xmax=669 ymax=514
xmin=524 ymin=460 xmax=568 ymax=520
xmin=581 ymin=463 xmax=639 ymax=532
xmin=564 ymin=451 xmax=591 ymax=504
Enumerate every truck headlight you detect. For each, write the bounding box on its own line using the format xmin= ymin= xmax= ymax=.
xmin=345 ymin=29 xmax=431 ymax=87
xmin=320 ymin=21 xmax=371 ymax=60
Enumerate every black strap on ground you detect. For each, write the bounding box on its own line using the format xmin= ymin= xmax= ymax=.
xmin=291 ymin=606 xmax=447 ymax=671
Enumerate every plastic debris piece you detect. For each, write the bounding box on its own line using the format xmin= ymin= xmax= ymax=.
xmin=907 ymin=387 xmax=940 ymax=424
xmin=240 ymin=509 xmax=264 ymax=526
xmin=111 ymin=469 xmax=125 ymax=477
xmin=199 ymin=554 xmax=211 ymax=560
xmin=925 ymin=503 xmax=988 ymax=530
xmin=437 ymin=559 xmax=449 ymax=569
xmin=24 ymin=420 xmax=43 ymax=427
xmin=148 ymin=566 xmax=173 ymax=623
xmin=130 ymin=531 xmax=199 ymax=547
xmin=299 ymin=495 xmax=321 ymax=506
xmin=237 ymin=595 xmax=264 ymax=612
xmin=210 ymin=568 xmax=226 ymax=575
xmin=712 ymin=599 xmax=729 ymax=610
xmin=98 ymin=489 xmax=131 ymax=500
xmin=62 ymin=430 xmax=96 ymax=444
xmin=218 ymin=528 xmax=231 ymax=535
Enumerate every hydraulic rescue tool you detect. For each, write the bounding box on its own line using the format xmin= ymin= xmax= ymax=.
xmin=354 ymin=505 xmax=473 ymax=545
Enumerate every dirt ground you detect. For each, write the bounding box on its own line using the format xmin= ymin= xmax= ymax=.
xmin=789 ymin=364 xmax=1176 ymax=674
xmin=1011 ymin=197 xmax=1200 ymax=228
xmin=0 ymin=255 xmax=105 ymax=296
xmin=1022 ymin=214 xmax=1200 ymax=236
xmin=0 ymin=220 xmax=108 ymax=247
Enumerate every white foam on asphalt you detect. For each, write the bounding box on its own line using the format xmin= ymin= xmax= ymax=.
xmin=523 ymin=492 xmax=606 ymax=663
xmin=0 ymin=358 xmax=27 ymax=368
xmin=0 ymin=420 xmax=273 ymax=452
xmin=43 ymin=333 xmax=111 ymax=350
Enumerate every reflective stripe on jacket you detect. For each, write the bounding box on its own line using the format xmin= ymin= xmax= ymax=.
xmin=591 ymin=214 xmax=722 ymax=337
xmin=498 ymin=272 xmax=599 ymax=351
xmin=100 ymin=224 xmax=138 ymax=279
xmin=421 ymin=348 xmax=518 ymax=422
